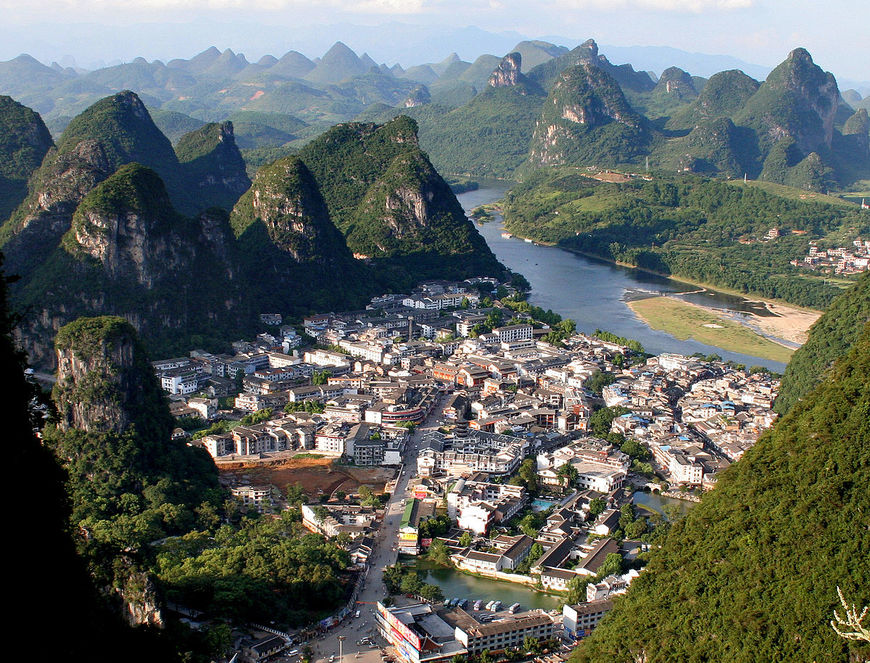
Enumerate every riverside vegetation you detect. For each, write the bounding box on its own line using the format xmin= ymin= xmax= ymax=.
xmin=501 ymin=170 xmax=868 ymax=309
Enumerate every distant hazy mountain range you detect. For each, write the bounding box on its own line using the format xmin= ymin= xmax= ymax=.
xmin=1 ymin=35 xmax=867 ymax=192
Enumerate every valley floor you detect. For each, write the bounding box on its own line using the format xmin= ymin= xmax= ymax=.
xmin=626 ymin=296 xmax=812 ymax=365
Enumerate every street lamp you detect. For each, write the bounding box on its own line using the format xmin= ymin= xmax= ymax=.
xmin=338 ymin=634 xmax=346 ymax=663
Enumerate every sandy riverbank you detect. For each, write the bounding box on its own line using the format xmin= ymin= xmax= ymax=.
xmin=742 ymin=301 xmax=821 ymax=346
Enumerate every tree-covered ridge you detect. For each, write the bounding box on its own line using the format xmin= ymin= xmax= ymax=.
xmin=501 ymin=170 xmax=867 ymax=309
xmin=573 ymin=322 xmax=870 ymax=663
xmin=360 ymin=84 xmax=547 ymax=179
xmin=775 ymin=272 xmax=870 ymax=413
xmin=347 ymin=148 xmax=504 ymax=281
xmin=42 ymin=314 xmax=353 ymax=659
xmin=0 ymin=94 xmax=53 ymax=219
xmin=0 ymin=90 xmax=196 ymax=283
xmin=296 ymin=115 xmax=420 ymax=232
xmin=57 ymin=90 xmax=179 ymax=173
xmin=229 ymin=154 xmax=372 ymax=312
xmin=297 ymin=114 xmax=503 ymax=282
xmin=47 ymin=315 xmax=223 ymax=576
xmin=666 ymin=69 xmax=760 ymax=129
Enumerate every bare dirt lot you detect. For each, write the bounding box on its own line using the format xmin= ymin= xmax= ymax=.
xmin=218 ymin=455 xmax=396 ymax=498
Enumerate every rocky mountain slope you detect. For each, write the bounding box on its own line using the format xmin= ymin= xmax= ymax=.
xmin=47 ymin=314 xmax=222 ymax=634
xmin=175 ymin=121 xmax=251 ymax=211
xmin=2 ymin=40 xmax=863 ymax=189
xmin=230 ymin=155 xmax=371 ymax=312
xmin=528 ymin=61 xmax=646 ymax=167
xmin=15 ymin=163 xmax=250 ymax=367
xmin=0 ymin=94 xmax=502 ymax=366
xmin=297 ymin=115 xmax=503 ymax=284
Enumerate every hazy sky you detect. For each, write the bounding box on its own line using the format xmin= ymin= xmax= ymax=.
xmin=1 ymin=0 xmax=867 ymax=81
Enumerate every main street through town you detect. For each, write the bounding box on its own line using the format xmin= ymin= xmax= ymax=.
xmin=308 ymin=392 xmax=449 ymax=663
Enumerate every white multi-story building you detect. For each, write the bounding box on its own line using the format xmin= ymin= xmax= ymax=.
xmin=492 ymin=324 xmax=533 ymax=344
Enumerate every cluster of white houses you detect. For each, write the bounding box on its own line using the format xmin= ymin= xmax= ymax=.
xmin=154 ymin=277 xmax=784 ymax=646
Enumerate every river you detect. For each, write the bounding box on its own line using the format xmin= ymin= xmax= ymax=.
xmin=631 ymin=490 xmax=695 ymax=520
xmin=457 ymin=183 xmax=787 ymax=372
xmin=412 ymin=559 xmax=562 ymax=611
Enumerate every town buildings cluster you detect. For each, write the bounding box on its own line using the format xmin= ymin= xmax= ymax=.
xmin=790 ymin=239 xmax=870 ymax=274
xmin=151 ymin=275 xmax=781 ymax=649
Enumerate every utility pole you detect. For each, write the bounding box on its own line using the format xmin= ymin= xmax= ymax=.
xmin=338 ymin=634 xmax=345 ymax=663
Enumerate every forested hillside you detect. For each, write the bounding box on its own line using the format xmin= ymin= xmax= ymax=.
xmin=502 ymin=170 xmax=868 ymax=309
xmin=572 ymin=319 xmax=870 ymax=663
xmin=775 ymin=272 xmax=870 ymax=412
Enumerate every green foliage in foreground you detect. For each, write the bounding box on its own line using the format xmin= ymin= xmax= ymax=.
xmin=156 ymin=510 xmax=349 ymax=624
xmin=502 ymin=170 xmax=867 ymax=309
xmin=775 ymin=272 xmax=870 ymax=414
xmin=573 ymin=324 xmax=870 ymax=663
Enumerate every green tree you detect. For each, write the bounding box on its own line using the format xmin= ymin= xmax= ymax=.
xmin=589 ymin=498 xmax=606 ymax=518
xmin=514 ymin=457 xmax=538 ymax=493
xmin=419 ymin=583 xmax=444 ymax=602
xmin=312 ymin=370 xmax=332 ymax=385
xmin=458 ymin=531 xmax=472 ymax=547
xmin=557 ymin=462 xmax=578 ymax=491
xmin=590 ymin=405 xmax=630 ymax=437
xmin=400 ymin=572 xmax=423 ymax=596
xmin=427 ymin=539 xmax=452 ymax=566
xmin=285 ymin=482 xmax=306 ymax=505
xmin=565 ymin=575 xmax=590 ymax=605
xmin=598 ymin=552 xmax=623 ymax=578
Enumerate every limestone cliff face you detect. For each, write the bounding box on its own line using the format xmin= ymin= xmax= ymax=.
xmin=297 ymin=114 xmax=501 ymax=279
xmin=664 ymin=117 xmax=750 ymax=177
xmin=403 ymin=85 xmax=431 ymax=107
xmin=0 ymin=139 xmax=115 ymax=277
xmin=232 ymin=155 xmax=351 ymax=264
xmin=17 ymin=163 xmax=248 ymax=369
xmin=53 ymin=316 xmax=169 ymax=435
xmin=230 ymin=155 xmax=369 ymax=311
xmin=528 ymin=62 xmax=645 ymax=167
xmin=488 ymin=52 xmax=523 ymax=88
xmin=653 ymin=67 xmax=697 ymax=101
xmin=347 ymin=150 xmax=502 ymax=281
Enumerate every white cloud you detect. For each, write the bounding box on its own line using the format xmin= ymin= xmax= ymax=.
xmin=0 ymin=0 xmax=426 ymax=12
xmin=553 ymin=0 xmax=753 ymax=11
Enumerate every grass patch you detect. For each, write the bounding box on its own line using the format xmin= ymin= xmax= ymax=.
xmin=293 ymin=453 xmax=325 ymax=459
xmin=628 ymin=296 xmax=794 ymax=364
xmin=730 ymin=180 xmax=856 ymax=207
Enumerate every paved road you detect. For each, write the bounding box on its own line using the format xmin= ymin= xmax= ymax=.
xmin=309 ymin=393 xmax=449 ymax=663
